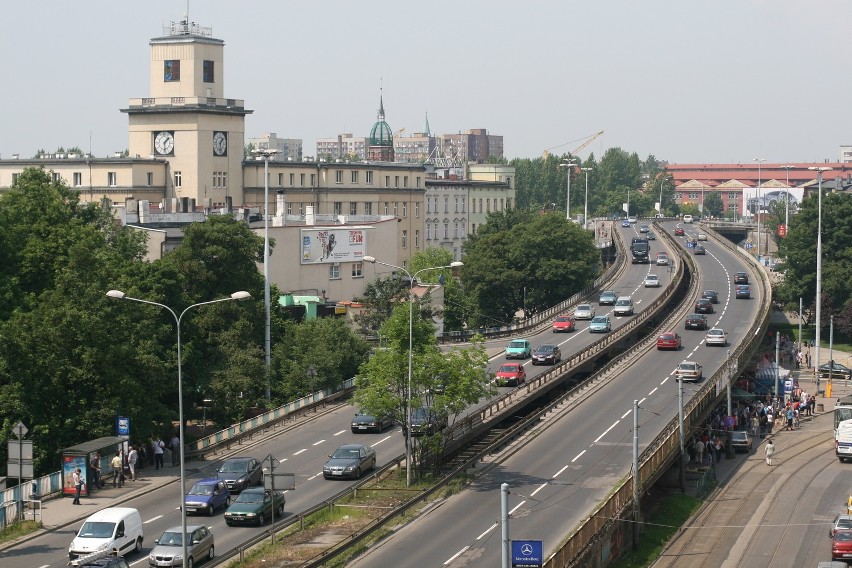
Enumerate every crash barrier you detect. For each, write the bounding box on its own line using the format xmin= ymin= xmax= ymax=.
xmin=0 ymin=472 xmax=57 ymax=526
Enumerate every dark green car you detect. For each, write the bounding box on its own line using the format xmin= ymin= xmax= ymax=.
xmin=223 ymin=487 xmax=285 ymax=526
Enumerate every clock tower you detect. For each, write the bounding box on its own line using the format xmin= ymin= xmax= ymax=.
xmin=123 ymin=18 xmax=252 ymax=206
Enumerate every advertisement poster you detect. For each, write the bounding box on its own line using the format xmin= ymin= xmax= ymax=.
xmin=63 ymin=454 xmax=88 ymax=496
xmin=300 ymin=228 xmax=366 ymax=264
xmin=741 ymin=187 xmax=803 ymax=219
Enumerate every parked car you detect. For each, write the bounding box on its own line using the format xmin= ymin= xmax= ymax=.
xmin=656 ymin=252 xmax=670 ymax=266
xmin=322 ymin=443 xmax=376 ymax=480
xmin=734 ymin=272 xmax=749 ymax=284
xmin=819 ymin=362 xmax=852 ymax=381
xmin=574 ymin=303 xmax=595 ymax=320
xmin=216 ymin=457 xmax=263 ymax=493
xmin=693 ymin=244 xmax=706 ymax=255
xmin=644 ymin=274 xmax=660 ymax=288
xmin=589 ymin=315 xmax=611 ymax=333
xmin=685 ymin=313 xmax=708 ymax=330
xmin=505 ymin=339 xmax=532 ymax=359
xmin=735 ymin=284 xmax=751 ymax=299
xmin=351 ymin=412 xmax=394 ymax=433
xmin=403 ymin=407 xmax=447 ymax=437
xmin=704 ymin=328 xmax=728 ymax=347
xmin=495 ymin=362 xmax=527 ymax=386
xmin=532 ymin=345 xmax=562 ymax=365
xmin=730 ymin=430 xmax=753 ymax=453
xmin=676 ymin=360 xmax=703 ymax=382
xmin=830 ymin=514 xmax=852 ymax=537
xmin=552 ymin=315 xmax=576 ymax=333
xmin=701 ymin=290 xmax=719 ymax=304
xmin=598 ymin=290 xmax=618 ymax=305
xmin=184 ymin=478 xmax=230 ymax=516
xmin=656 ymin=332 xmax=682 ymax=351
xmin=694 ymin=298 xmax=714 ymax=314
xmin=224 ymin=488 xmax=286 ymax=526
xmin=832 ymin=530 xmax=852 ymax=561
xmin=639 ymin=224 xmax=650 ymax=233
xmin=148 ymin=525 xmax=214 ymax=567
xmin=674 ymin=226 xmax=685 ymax=236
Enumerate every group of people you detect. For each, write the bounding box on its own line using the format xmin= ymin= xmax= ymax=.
xmin=691 ymin=433 xmax=726 ymax=466
xmin=84 ymin=433 xmax=181 ymax=492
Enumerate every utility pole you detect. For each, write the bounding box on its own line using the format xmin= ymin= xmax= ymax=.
xmin=632 ymin=399 xmax=640 ymax=550
xmin=501 ymin=483 xmax=510 ymax=568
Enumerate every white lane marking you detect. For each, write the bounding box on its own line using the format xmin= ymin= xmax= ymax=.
xmin=39 ymin=565 xmax=50 ymax=568
xmin=278 ymin=457 xmax=288 ymax=463
xmin=369 ymin=434 xmax=392 ymax=446
xmin=334 ymin=429 xmax=346 ymax=436
xmin=509 ymin=500 xmax=526 ymax=515
xmin=594 ymin=421 xmax=619 ymax=443
xmin=130 ymin=559 xmax=148 ymax=567
xmin=661 ymin=376 xmax=671 ymax=385
xmin=312 ymin=439 xmax=325 ymax=446
xmin=293 ymin=449 xmax=307 ymax=456
xmin=530 ymin=482 xmax=548 ymax=497
xmin=144 ymin=515 xmax=163 ymax=524
xmin=308 ymin=472 xmax=322 ymax=480
xmin=571 ymin=449 xmax=586 ymax=463
xmin=621 ymin=409 xmax=631 ymax=420
xmin=553 ymin=465 xmax=569 ymax=478
xmin=477 ymin=523 xmax=498 ymax=540
xmin=639 ymin=397 xmax=647 ymax=405
xmin=445 ymin=546 xmax=470 ymax=565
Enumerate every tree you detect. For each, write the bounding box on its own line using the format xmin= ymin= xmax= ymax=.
xmin=702 ymin=191 xmax=724 ymax=218
xmin=353 ymin=276 xmax=408 ymax=337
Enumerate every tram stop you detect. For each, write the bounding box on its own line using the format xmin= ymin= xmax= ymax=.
xmin=60 ymin=436 xmax=128 ymax=497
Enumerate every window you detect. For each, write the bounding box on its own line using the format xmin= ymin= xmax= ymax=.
xmin=174 ymin=171 xmax=182 ymax=188
xmin=454 ymin=197 xmax=459 ymax=213
xmin=444 ymin=196 xmax=449 ymax=213
xmin=507 ymin=176 xmax=512 ymax=189
xmin=108 ymin=172 xmax=117 ymax=186
xmin=335 ymin=170 xmax=343 ymax=183
xmin=394 ymin=176 xmax=399 ymax=188
xmin=444 ymin=222 xmax=449 ymax=239
xmin=334 ymin=202 xmax=342 ymax=215
xmin=366 ymin=170 xmax=373 ymax=184
xmin=507 ymin=198 xmax=512 ymax=209
xmin=146 ymin=172 xmax=153 ymax=186
xmin=403 ymin=176 xmax=408 ymax=188
xmin=688 ymin=192 xmax=699 ymax=199
xmin=278 ymin=173 xmax=283 ymax=186
xmin=453 ymin=223 xmax=459 ymax=239
xmin=487 ymin=199 xmax=491 ymax=213
xmin=203 ymin=60 xmax=214 ymax=83
xmin=213 ymin=172 xmax=228 ymax=188
xmin=299 ymin=203 xmax=304 ymax=216
xmin=415 ymin=229 xmax=420 ymax=248
xmin=426 ymin=197 xmax=431 ymax=214
xmin=365 ymin=202 xmax=372 ymax=215
xmin=350 ymin=202 xmax=357 ymax=215
xmin=728 ymin=203 xmax=739 ymax=212
xmin=52 ymin=172 xmax=61 ymax=183
xmin=416 ymin=176 xmax=421 ymax=188
xmin=479 ymin=198 xmax=483 ymax=213
xmin=73 ymin=172 xmax=82 ymax=186
xmin=164 ymin=60 xmax=180 ymax=81
xmin=352 ymin=263 xmax=363 ymax=278
xmin=393 ymin=202 xmax=398 ymax=216
xmin=472 ymin=223 xmax=476 ymax=234
xmin=426 ymin=223 xmax=431 ymax=240
xmin=729 ymin=192 xmax=739 ymax=199
xmin=500 ymin=198 xmax=504 ymax=211
xmin=402 ymin=202 xmax=407 ymax=218
xmin=415 ymin=202 xmax=420 ymax=218
xmin=385 ymin=176 xmax=390 ymax=188
xmin=310 ymin=174 xmax=316 ymax=186
xmin=351 ymin=171 xmax=359 ymax=183
xmin=289 ymin=173 xmax=295 ymax=186
xmin=287 ymin=202 xmax=293 ymax=215
xmin=402 ymin=230 xmax=408 ymax=248
xmin=300 ymin=173 xmax=305 ymax=186
xmin=329 ymin=264 xmax=341 ymax=280
xmin=461 ymin=199 xmax=465 ymax=213
xmin=384 ymin=202 xmax=389 ymax=215
xmin=12 ymin=173 xmax=19 ymax=185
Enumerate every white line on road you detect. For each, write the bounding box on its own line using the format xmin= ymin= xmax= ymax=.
xmin=278 ymin=458 xmax=287 ymax=463
xmin=530 ymin=483 xmax=548 ymax=497
xmin=444 ymin=545 xmax=470 ymax=565
xmin=571 ymin=450 xmax=586 ymax=463
xmin=369 ymin=434 xmax=393 ymax=446
xmin=621 ymin=409 xmax=632 ymax=420
xmin=312 ymin=439 xmax=325 ymax=446
xmin=293 ymin=449 xmax=307 ymax=456
xmin=594 ymin=421 xmax=619 ymax=443
xmin=477 ymin=523 xmax=498 ymax=540
xmin=553 ymin=465 xmax=569 ymax=478
xmin=144 ymin=515 xmax=163 ymax=524
xmin=334 ymin=429 xmax=346 ymax=436
xmin=509 ymin=500 xmax=526 ymax=515
xmin=308 ymin=472 xmax=322 ymax=480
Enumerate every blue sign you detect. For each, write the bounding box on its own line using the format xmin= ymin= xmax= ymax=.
xmin=116 ymin=416 xmax=130 ymax=436
xmin=512 ymin=540 xmax=543 ymax=567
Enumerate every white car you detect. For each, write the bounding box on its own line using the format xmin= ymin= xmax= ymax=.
xmin=644 ymin=274 xmax=660 ymax=287
xmin=676 ymin=360 xmax=703 ymax=382
xmin=574 ymin=303 xmax=595 ymax=320
xmin=697 ymin=232 xmax=707 ymax=241
xmin=628 ymin=216 xmax=637 ymax=224
xmin=705 ymin=328 xmax=727 ymax=346
xmin=656 ymin=254 xmax=670 ymax=266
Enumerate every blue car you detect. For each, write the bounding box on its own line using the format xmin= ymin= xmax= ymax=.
xmin=621 ymin=219 xmax=630 ymax=227
xmin=589 ymin=315 xmax=611 ymax=333
xmin=184 ymin=477 xmax=231 ymax=516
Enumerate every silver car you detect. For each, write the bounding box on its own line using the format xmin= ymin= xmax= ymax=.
xmin=574 ymin=303 xmax=595 ymax=320
xmin=705 ymin=328 xmax=727 ymax=346
xmin=149 ymin=525 xmax=214 ymax=568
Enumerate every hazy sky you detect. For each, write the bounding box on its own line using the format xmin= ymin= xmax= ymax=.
xmin=2 ymin=0 xmax=849 ymax=164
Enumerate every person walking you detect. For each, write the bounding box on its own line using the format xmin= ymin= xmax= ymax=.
xmin=765 ymin=439 xmax=776 ymax=465
xmin=694 ymin=438 xmax=705 ymax=466
xmin=170 ymin=433 xmax=180 ymax=466
xmin=153 ymin=437 xmax=164 ymax=470
xmin=786 ymin=406 xmax=795 ymax=431
xmin=127 ymin=445 xmax=138 ymax=481
xmin=111 ymin=451 xmax=123 ymax=487
xmin=72 ymin=468 xmax=83 ymax=504
xmin=89 ymin=453 xmax=101 ymax=490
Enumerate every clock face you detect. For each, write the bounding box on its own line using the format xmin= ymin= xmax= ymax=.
xmin=213 ymin=131 xmax=228 ymax=156
xmin=154 ymin=131 xmax=175 ymax=155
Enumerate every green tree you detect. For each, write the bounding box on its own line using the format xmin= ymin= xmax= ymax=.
xmin=702 ymin=191 xmax=724 ymax=218
xmin=353 ymin=276 xmax=408 ymax=337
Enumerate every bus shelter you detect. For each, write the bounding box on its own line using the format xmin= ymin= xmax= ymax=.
xmin=61 ymin=436 xmax=128 ymax=497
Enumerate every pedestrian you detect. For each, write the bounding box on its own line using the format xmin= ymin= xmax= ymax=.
xmin=810 ymin=396 xmax=817 ymax=415
xmin=111 ymin=451 xmax=123 ymax=487
xmin=796 ymin=351 xmax=802 ymax=370
xmin=806 ymin=351 xmax=811 ymax=368
xmin=90 ymin=453 xmax=101 ymax=490
xmin=751 ymin=414 xmax=760 ymax=438
xmin=71 ymin=467 xmax=84 ymax=505
xmin=170 ymin=433 xmax=180 ymax=466
xmin=153 ymin=437 xmax=164 ymax=470
xmin=694 ymin=438 xmax=705 ymax=466
xmin=127 ymin=445 xmax=138 ymax=481
xmin=786 ymin=407 xmax=795 ymax=431
xmin=714 ymin=437 xmax=723 ymax=463
xmin=766 ymin=409 xmax=774 ymax=434
xmin=765 ymin=439 xmax=775 ymax=465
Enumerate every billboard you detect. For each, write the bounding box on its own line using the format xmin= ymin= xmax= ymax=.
xmin=301 ymin=228 xmax=367 ymax=264
xmin=741 ymin=187 xmax=804 ymax=219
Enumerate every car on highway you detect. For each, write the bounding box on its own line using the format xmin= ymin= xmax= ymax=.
xmin=644 ymin=274 xmax=660 ymax=288
xmin=598 ymin=290 xmax=617 ymax=305
xmin=505 ymin=339 xmax=532 ymax=359
xmin=495 ymin=362 xmax=527 ymax=386
xmin=704 ymin=328 xmax=728 ymax=347
xmin=647 ymin=231 xmax=657 ymax=240
xmin=574 ymin=303 xmax=595 ymax=320
xmin=532 ymin=344 xmax=562 ymax=365
xmin=403 ymin=407 xmax=447 ymax=436
xmin=552 ymin=315 xmax=576 ymax=333
xmin=674 ymin=226 xmax=685 ymax=236
xmin=830 ymin=514 xmax=852 ymax=537
xmin=589 ymin=315 xmax=611 ymax=333
xmin=675 ymin=360 xmax=703 ymax=382
xmin=351 ymin=411 xmax=394 ymax=433
xmin=694 ymin=298 xmax=714 ymax=314
xmin=614 ymin=296 xmax=634 ymax=316
xmin=701 ymin=290 xmax=719 ymax=304
xmin=697 ymin=232 xmax=707 ymax=241
xmin=685 ymin=313 xmax=708 ymax=330
xmin=639 ymin=224 xmax=649 ymax=233
xmin=730 ymin=430 xmax=753 ymax=453
xmin=628 ymin=216 xmax=637 ymax=224
xmin=322 ymin=443 xmax=377 ymax=480
xmin=216 ymin=457 xmax=263 ymax=493
xmin=656 ymin=252 xmax=670 ymax=266
xmin=819 ymin=362 xmax=852 ymax=381
xmin=148 ymin=525 xmax=214 ymax=567
xmin=656 ymin=332 xmax=682 ymax=351
xmin=224 ymin=487 xmax=285 ymax=526
xmin=693 ymin=244 xmax=706 ymax=255
xmin=832 ymin=530 xmax=852 ymax=562
xmin=734 ymin=271 xmax=749 ymax=284
xmin=735 ymin=284 xmax=751 ymax=299
xmin=184 ymin=478 xmax=230 ymax=516
xmin=621 ymin=219 xmax=630 ymax=227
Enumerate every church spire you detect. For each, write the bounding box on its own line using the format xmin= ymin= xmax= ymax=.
xmin=377 ymin=89 xmax=385 ymax=120
xmin=424 ymin=111 xmax=431 ymax=136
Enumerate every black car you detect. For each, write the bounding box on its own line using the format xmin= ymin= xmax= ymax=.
xmin=701 ymin=290 xmax=719 ymax=304
xmin=532 ymin=344 xmax=562 ymax=365
xmin=684 ymin=313 xmax=708 ymax=330
xmin=351 ymin=412 xmax=394 ymax=433
xmin=694 ymin=298 xmax=714 ymax=314
xmin=216 ymin=457 xmax=263 ymax=493
xmin=693 ymin=244 xmax=706 ymax=255
xmin=735 ymin=284 xmax=751 ymax=299
xmin=734 ymin=272 xmax=749 ymax=284
xmin=402 ymin=407 xmax=448 ymax=437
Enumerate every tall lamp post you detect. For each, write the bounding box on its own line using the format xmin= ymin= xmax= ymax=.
xmin=253 ymin=148 xmax=281 ymax=401
xmin=783 ymin=164 xmax=796 ymax=230
xmin=753 ymin=158 xmax=766 ymax=260
xmin=582 ymin=167 xmax=593 ymax=230
xmin=106 ymin=290 xmax=251 ymax=568
xmin=808 ymin=166 xmax=832 ymax=394
xmin=362 ymin=256 xmax=463 ymax=486
xmin=560 ymin=158 xmax=578 ymax=221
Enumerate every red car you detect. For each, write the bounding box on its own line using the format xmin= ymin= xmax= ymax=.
xmin=674 ymin=227 xmax=685 ymax=236
xmin=495 ymin=362 xmax=527 ymax=387
xmin=552 ymin=315 xmax=576 ymax=333
xmin=833 ymin=530 xmax=852 ymax=561
xmin=656 ymin=332 xmax=682 ymax=350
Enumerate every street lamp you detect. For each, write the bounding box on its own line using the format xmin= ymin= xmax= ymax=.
xmin=783 ymin=164 xmax=796 ymax=230
xmin=106 ymin=289 xmax=250 ymax=568
xmin=253 ymin=148 xmax=281 ymax=401
xmin=582 ymin=167 xmax=593 ymax=230
xmin=658 ymin=179 xmax=665 ymax=217
xmin=362 ymin=256 xmax=463 ymax=487
xmin=808 ymin=166 xmax=832 ymax=394
xmin=559 ymin=158 xmax=578 ymax=221
xmin=753 ymin=158 xmax=766 ymax=260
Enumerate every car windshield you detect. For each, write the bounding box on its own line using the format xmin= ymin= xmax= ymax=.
xmin=332 ymin=447 xmax=362 ymax=459
xmin=498 ymin=365 xmax=519 ymax=373
xmin=235 ymin=491 xmax=263 ymax=504
xmin=660 ymin=334 xmax=674 ymax=340
xmin=412 ymin=408 xmax=431 ymax=419
xmin=679 ymin=363 xmax=696 ymax=370
xmin=556 ymin=317 xmax=571 ymax=322
xmin=837 ymin=531 xmax=852 ymax=541
xmin=157 ymin=531 xmax=184 ymax=546
xmin=577 ymin=304 xmax=591 ymax=311
xmin=219 ymin=461 xmax=249 ymax=473
xmin=535 ymin=346 xmax=555 ymax=353
xmin=78 ymin=521 xmax=116 ymax=538
xmin=509 ymin=341 xmax=526 ymax=349
xmin=592 ymin=316 xmax=606 ymax=323
xmin=732 ymin=432 xmax=747 ymax=440
xmin=189 ymin=483 xmax=214 ymax=496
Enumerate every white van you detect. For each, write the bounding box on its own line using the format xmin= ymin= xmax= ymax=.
xmin=683 ymin=214 xmax=694 ymax=224
xmin=614 ymin=296 xmax=634 ymax=316
xmin=69 ymin=507 xmax=144 ymax=560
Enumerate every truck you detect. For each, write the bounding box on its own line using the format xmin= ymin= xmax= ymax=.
xmin=630 ymin=236 xmax=650 ymax=264
xmin=836 ymin=419 xmax=852 ymax=462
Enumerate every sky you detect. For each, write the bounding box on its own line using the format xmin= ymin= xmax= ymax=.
xmin=2 ymin=0 xmax=850 ymax=165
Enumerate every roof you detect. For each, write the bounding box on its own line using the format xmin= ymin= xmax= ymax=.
xmin=62 ymin=436 xmax=129 ymax=454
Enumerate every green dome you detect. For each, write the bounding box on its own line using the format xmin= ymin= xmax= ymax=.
xmin=369 ymin=96 xmax=393 ymax=147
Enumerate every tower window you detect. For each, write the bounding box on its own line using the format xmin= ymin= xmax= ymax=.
xmin=174 ymin=171 xmax=182 ymax=188
xmin=203 ymin=60 xmax=214 ymax=83
xmin=164 ymin=60 xmax=180 ymax=82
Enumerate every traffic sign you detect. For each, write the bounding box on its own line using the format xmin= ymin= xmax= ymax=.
xmin=512 ymin=540 xmax=543 ymax=567
xmin=778 ymin=224 xmax=787 ymax=237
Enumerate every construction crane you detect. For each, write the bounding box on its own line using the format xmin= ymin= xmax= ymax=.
xmin=542 ymin=130 xmax=604 ymax=159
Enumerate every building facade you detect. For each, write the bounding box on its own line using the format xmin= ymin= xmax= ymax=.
xmin=248 ymin=133 xmax=303 ymax=162
xmin=315 ymin=134 xmax=368 ymax=161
